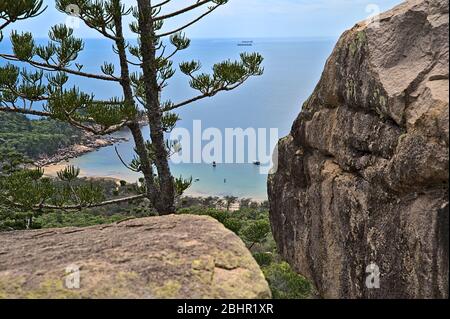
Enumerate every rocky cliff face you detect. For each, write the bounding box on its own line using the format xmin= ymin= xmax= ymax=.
xmin=0 ymin=215 xmax=271 ymax=299
xmin=268 ymin=0 xmax=448 ymax=299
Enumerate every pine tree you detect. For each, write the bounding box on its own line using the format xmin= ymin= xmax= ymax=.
xmin=0 ymin=0 xmax=264 ymax=215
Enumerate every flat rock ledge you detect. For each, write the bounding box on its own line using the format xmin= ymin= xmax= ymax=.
xmin=0 ymin=215 xmax=271 ymax=299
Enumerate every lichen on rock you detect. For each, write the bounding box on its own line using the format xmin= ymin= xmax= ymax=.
xmin=0 ymin=215 xmax=271 ymax=299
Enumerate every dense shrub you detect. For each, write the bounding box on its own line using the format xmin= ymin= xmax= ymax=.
xmin=241 ymin=219 xmax=271 ymax=248
xmin=0 ymin=207 xmax=42 ymax=231
xmin=263 ymin=262 xmax=312 ymax=299
xmin=0 ymin=113 xmax=82 ymax=159
xmin=253 ymin=252 xmax=274 ymax=267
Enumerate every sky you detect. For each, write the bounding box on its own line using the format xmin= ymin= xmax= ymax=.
xmin=5 ymin=0 xmax=403 ymax=39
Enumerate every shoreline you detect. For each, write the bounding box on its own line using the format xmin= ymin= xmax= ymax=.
xmin=42 ymin=165 xmax=268 ymax=203
xmin=33 ymin=115 xmax=148 ymax=167
xmin=34 ymin=133 xmax=128 ymax=167
xmin=38 ymin=124 xmax=268 ymax=203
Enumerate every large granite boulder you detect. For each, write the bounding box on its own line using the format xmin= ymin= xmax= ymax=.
xmin=0 ymin=215 xmax=271 ymax=299
xmin=268 ymin=0 xmax=448 ymax=299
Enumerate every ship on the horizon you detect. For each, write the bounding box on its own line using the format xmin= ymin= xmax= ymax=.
xmin=238 ymin=40 xmax=254 ymax=47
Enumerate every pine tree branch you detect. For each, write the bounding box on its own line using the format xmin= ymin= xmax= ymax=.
xmin=0 ymin=105 xmax=52 ymax=117
xmin=0 ymin=2 xmax=47 ymax=30
xmin=55 ymin=4 xmax=118 ymax=41
xmin=0 ymin=89 xmax=128 ymax=105
xmin=0 ymin=20 xmax=11 ymax=30
xmin=79 ymin=16 xmax=118 ymax=41
xmin=156 ymin=4 xmax=220 ymax=38
xmin=11 ymin=194 xmax=146 ymax=211
xmin=152 ymin=0 xmax=172 ymax=9
xmin=64 ymin=116 xmax=131 ymax=136
xmin=0 ymin=54 xmax=121 ymax=82
xmin=114 ymin=146 xmax=140 ymax=172
xmin=0 ymin=87 xmax=48 ymax=102
xmin=154 ymin=0 xmax=213 ymax=21
xmin=0 ymin=106 xmax=130 ymax=135
xmin=164 ymin=81 xmax=246 ymax=111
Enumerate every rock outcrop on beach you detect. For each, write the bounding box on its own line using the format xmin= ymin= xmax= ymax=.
xmin=0 ymin=215 xmax=271 ymax=299
xmin=268 ymin=0 xmax=449 ymax=299
xmin=34 ymin=134 xmax=127 ymax=167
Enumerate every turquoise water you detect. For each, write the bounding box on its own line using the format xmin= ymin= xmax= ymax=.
xmin=1 ymin=38 xmax=335 ymax=199
xmin=65 ymin=129 xmax=272 ymax=200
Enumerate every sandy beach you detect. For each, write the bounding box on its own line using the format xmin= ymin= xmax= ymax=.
xmin=42 ymin=162 xmax=266 ymax=204
xmin=42 ymin=162 xmax=137 ymax=182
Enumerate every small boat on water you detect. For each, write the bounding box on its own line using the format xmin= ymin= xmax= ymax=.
xmin=253 ymin=161 xmax=261 ymax=166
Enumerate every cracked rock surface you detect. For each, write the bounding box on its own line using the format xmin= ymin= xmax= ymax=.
xmin=268 ymin=0 xmax=448 ymax=299
xmin=0 ymin=215 xmax=271 ymax=299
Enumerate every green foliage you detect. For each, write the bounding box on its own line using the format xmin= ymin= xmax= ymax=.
xmin=170 ymin=32 xmax=191 ymax=51
xmin=0 ymin=167 xmax=53 ymax=211
xmin=223 ymin=195 xmax=238 ymax=211
xmin=174 ymin=175 xmax=193 ymax=197
xmin=180 ymin=52 xmax=264 ymax=96
xmin=253 ymin=252 xmax=274 ymax=267
xmin=73 ymin=182 xmax=105 ymax=206
xmin=0 ymin=165 xmax=106 ymax=211
xmin=55 ymin=0 xmax=129 ymax=36
xmin=0 ymin=145 xmax=32 ymax=173
xmin=241 ymin=219 xmax=271 ymax=248
xmin=161 ymin=112 xmax=180 ymax=133
xmin=0 ymin=146 xmax=110 ymax=229
xmin=1 ymin=25 xmax=137 ymax=129
xmin=0 ymin=113 xmax=82 ymax=159
xmin=57 ymin=165 xmax=80 ymax=182
xmin=0 ymin=0 xmax=44 ymax=22
xmin=125 ymin=204 xmax=157 ymax=218
xmin=180 ymin=60 xmax=202 ymax=75
xmin=0 ymin=206 xmax=41 ymax=231
xmin=48 ymin=24 xmax=84 ymax=65
xmin=178 ymin=206 xmax=227 ymax=222
xmin=1 ymin=0 xmax=265 ymax=214
xmin=11 ymin=31 xmax=35 ymax=60
xmin=263 ymin=262 xmax=312 ymax=299
xmin=222 ymin=217 xmax=243 ymax=234
xmin=0 ymin=0 xmax=45 ymax=41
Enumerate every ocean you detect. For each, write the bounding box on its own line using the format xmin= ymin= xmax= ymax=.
xmin=1 ymin=38 xmax=335 ymax=199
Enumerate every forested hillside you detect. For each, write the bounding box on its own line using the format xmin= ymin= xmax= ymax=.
xmin=0 ymin=113 xmax=82 ymax=158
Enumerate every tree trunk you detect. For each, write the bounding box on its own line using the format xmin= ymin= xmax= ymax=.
xmin=112 ymin=0 xmax=170 ymax=215
xmin=137 ymin=0 xmax=176 ymax=215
